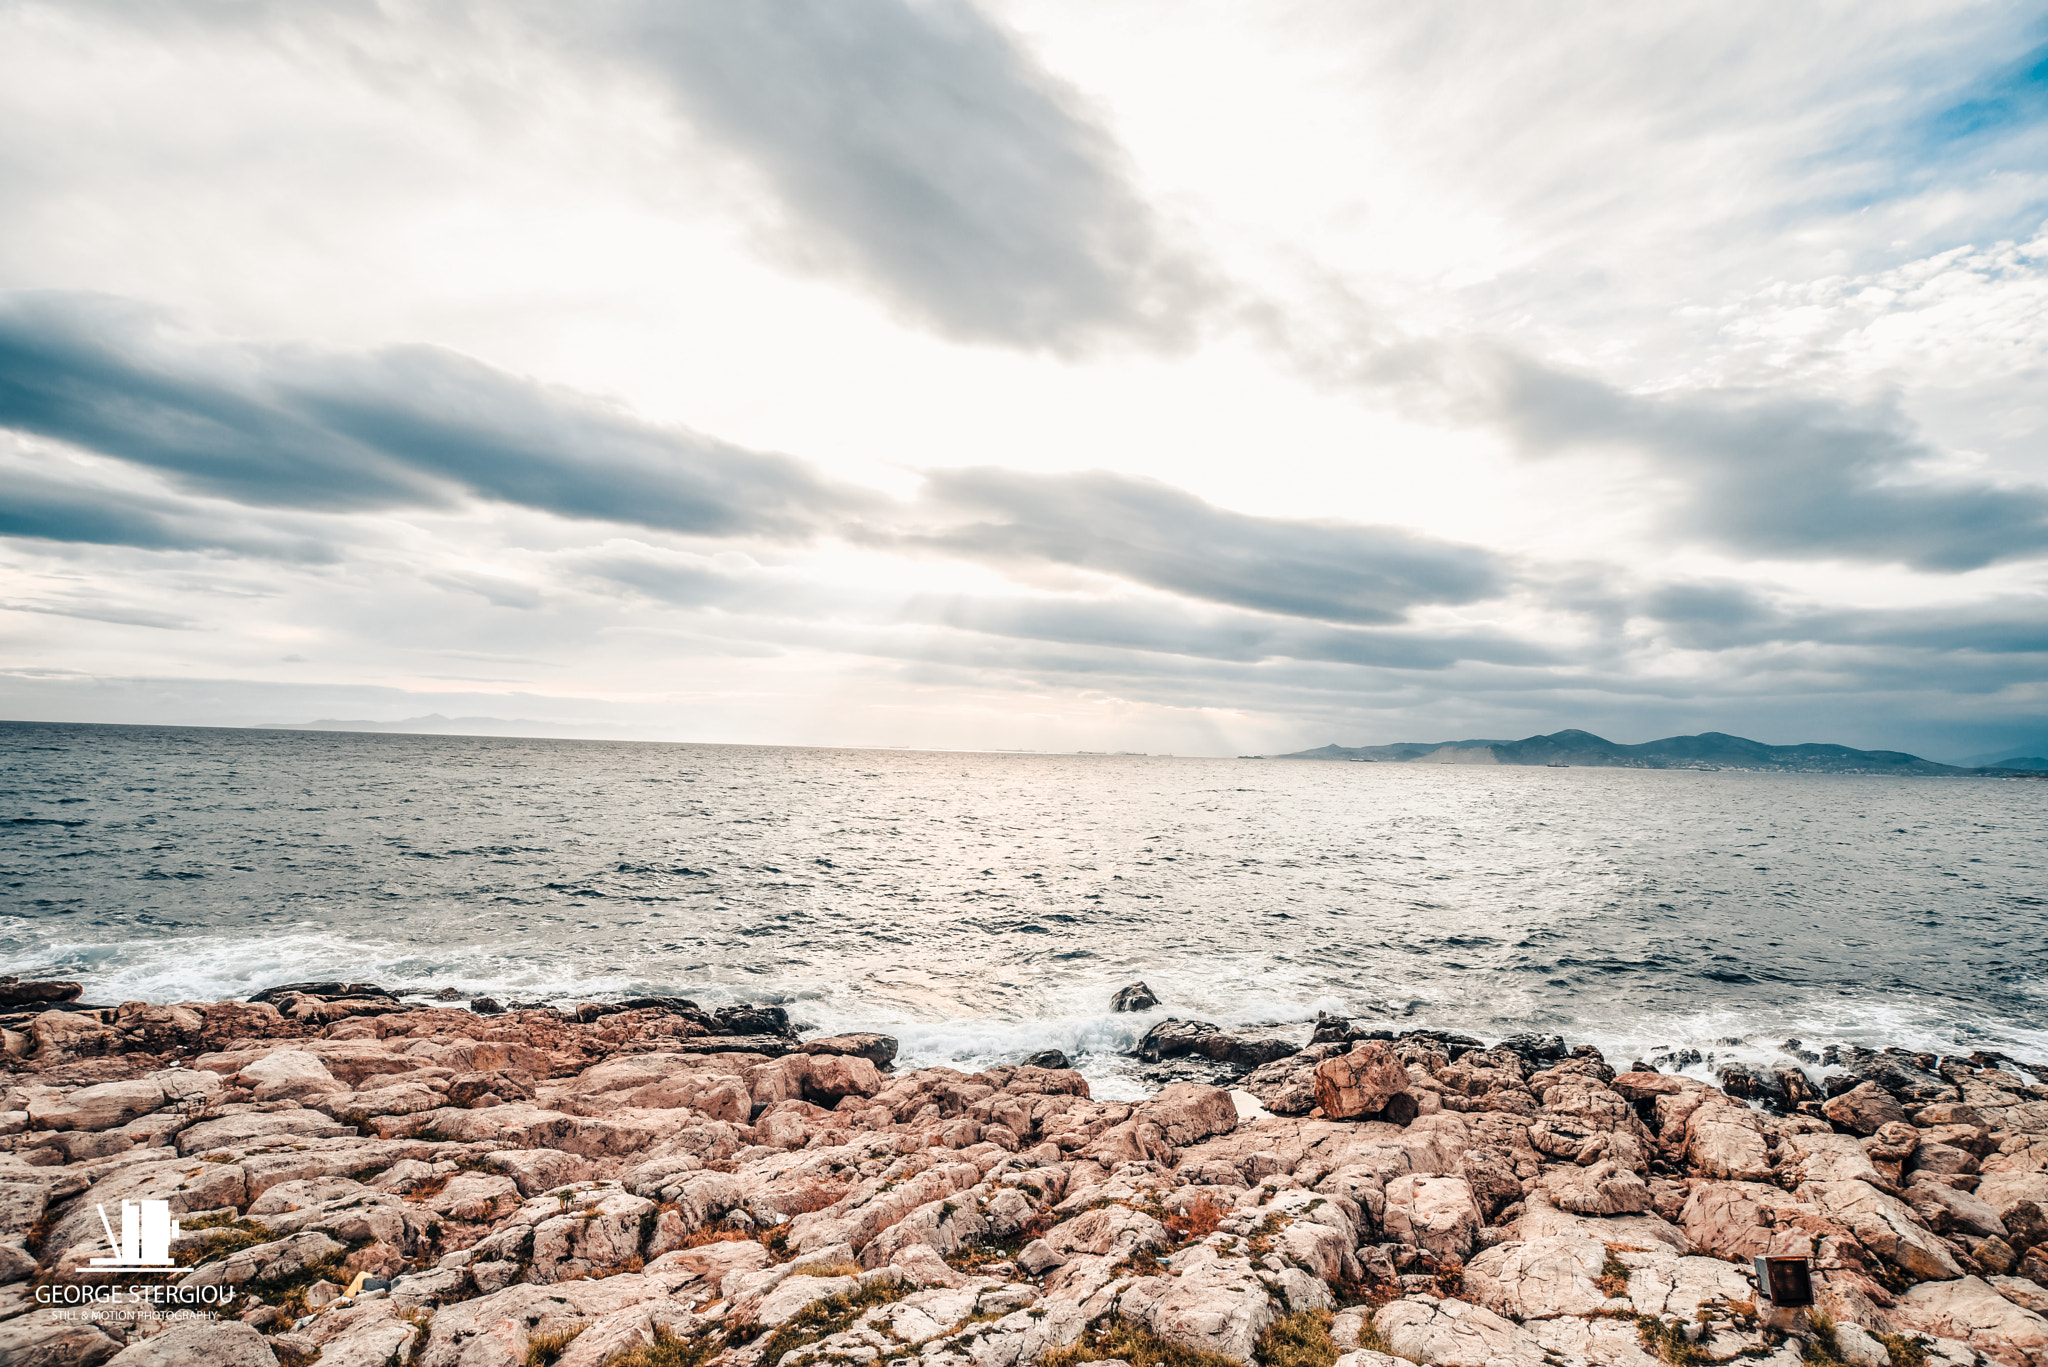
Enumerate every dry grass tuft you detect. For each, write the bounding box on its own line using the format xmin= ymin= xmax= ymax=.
xmin=1166 ymin=1195 xmax=1227 ymax=1244
xmin=1255 ymin=1308 xmax=1338 ymax=1367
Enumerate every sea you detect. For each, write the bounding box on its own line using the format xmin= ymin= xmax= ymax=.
xmin=3 ymin=720 xmax=2044 ymax=1099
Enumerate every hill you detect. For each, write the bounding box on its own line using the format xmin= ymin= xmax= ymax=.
xmin=1274 ymin=728 xmax=2045 ymax=775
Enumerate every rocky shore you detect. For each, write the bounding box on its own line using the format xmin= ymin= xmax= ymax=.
xmin=0 ymin=979 xmax=2045 ymax=1367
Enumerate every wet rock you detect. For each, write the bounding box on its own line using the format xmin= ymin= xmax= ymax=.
xmin=1495 ymin=1033 xmax=1567 ymax=1066
xmin=801 ymin=1032 xmax=899 ymax=1067
xmin=1110 ymin=983 xmax=1160 ymax=1012
xmin=0 ymin=978 xmax=82 ymax=1008
xmin=250 ymin=981 xmax=388 ymax=1005
xmin=468 ymin=997 xmax=505 ymax=1015
xmin=1825 ymin=1045 xmax=1962 ymax=1106
xmin=1024 ymin=1049 xmax=1071 ymax=1070
xmin=711 ymin=1003 xmax=793 ymax=1037
xmin=1135 ymin=1018 xmax=1219 ymax=1062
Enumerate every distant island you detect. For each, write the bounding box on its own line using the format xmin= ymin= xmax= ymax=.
xmin=1273 ymin=728 xmax=2048 ymax=776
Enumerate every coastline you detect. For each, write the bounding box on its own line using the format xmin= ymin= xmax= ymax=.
xmin=0 ymin=980 xmax=2044 ymax=1366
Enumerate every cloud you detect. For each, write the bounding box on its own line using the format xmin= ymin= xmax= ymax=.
xmin=892 ymin=468 xmax=1507 ymax=624
xmin=573 ymin=541 xmax=1546 ymax=672
xmin=0 ymin=291 xmax=872 ymax=538
xmin=1640 ymin=579 xmax=2048 ymax=656
xmin=1499 ymin=354 xmax=2048 ymax=570
xmin=0 ymin=463 xmax=333 ymax=560
xmin=594 ymin=0 xmax=1210 ymax=349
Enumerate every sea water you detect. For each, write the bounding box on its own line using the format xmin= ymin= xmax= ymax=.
xmin=3 ymin=720 xmax=2044 ymax=1097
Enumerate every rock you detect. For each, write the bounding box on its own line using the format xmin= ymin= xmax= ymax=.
xmin=1047 ymin=1205 xmax=1169 ymax=1257
xmin=1024 ymin=1049 xmax=1071 ymax=1070
xmin=1314 ymin=1042 xmax=1410 ymax=1120
xmin=802 ymin=1053 xmax=884 ymax=1104
xmin=249 ymin=981 xmax=387 ymax=1005
xmin=1893 ymin=1275 xmax=2048 ymax=1367
xmin=1018 ymin=1237 xmax=1063 ymax=1274
xmin=0 ymin=978 xmax=82 ymax=1007
xmin=1824 ymin=1081 xmax=1913 ymax=1136
xmin=1111 ymin=983 xmax=1160 ymax=1012
xmin=26 ymin=1079 xmax=166 ymax=1132
xmin=1990 ymin=1275 xmax=2048 ymax=1315
xmin=179 ymin=1231 xmax=346 ymax=1289
xmin=1376 ymin=1294 xmax=1551 ymax=1365
xmin=1464 ymin=1234 xmax=1619 ymax=1318
xmin=239 ymin=1049 xmax=345 ymax=1103
xmin=1136 ymin=1018 xmax=1219 ymax=1061
xmin=0 ymin=1316 xmax=122 ymax=1367
xmin=1193 ymin=1031 xmax=1300 ymax=1070
xmin=1801 ymin=1180 xmax=1964 ymax=1282
xmin=1539 ymin=1158 xmax=1652 ymax=1215
xmin=448 ymin=1069 xmax=536 ymax=1107
xmin=487 ymin=1148 xmax=595 ymax=1196
xmin=1494 ymin=1033 xmax=1567 ymax=1065
xmin=1828 ymin=1045 xmax=1962 ymax=1106
xmin=1906 ymin=1179 xmax=2009 ymax=1239
xmin=800 ymin=1032 xmax=899 ymax=1067
xmin=1384 ymin=1174 xmax=1482 ymax=1259
xmin=430 ymin=1173 xmax=522 ymax=1223
xmin=1684 ymin=1098 xmax=1774 ymax=1180
xmin=1139 ymin=1082 xmax=1238 ymax=1145
xmin=712 ymin=1003 xmax=792 ymax=1036
xmin=1114 ymin=1243 xmax=1282 ymax=1361
xmin=30 ymin=1009 xmax=119 ymax=1058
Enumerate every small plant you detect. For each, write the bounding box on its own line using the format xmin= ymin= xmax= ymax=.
xmin=1166 ymin=1196 xmax=1227 ymax=1243
xmin=755 ymin=1276 xmax=918 ymax=1365
xmin=1872 ymin=1331 xmax=1930 ymax=1367
xmin=1596 ymin=1246 xmax=1632 ymax=1299
xmin=1636 ymin=1314 xmax=1705 ymax=1367
xmin=524 ymin=1325 xmax=587 ymax=1367
xmin=678 ymin=1218 xmax=757 ymax=1248
xmin=1040 ymin=1318 xmax=1246 ymax=1367
xmin=605 ymin=1326 xmax=725 ymax=1367
xmin=788 ymin=1261 xmax=863 ymax=1278
xmin=1255 ymin=1308 xmax=1337 ymax=1367
xmin=172 ymin=1217 xmax=275 ymax=1268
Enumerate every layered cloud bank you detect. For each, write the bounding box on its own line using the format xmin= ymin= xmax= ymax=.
xmin=1 ymin=1 xmax=2045 ymax=758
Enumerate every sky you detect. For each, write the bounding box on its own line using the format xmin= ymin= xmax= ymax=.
xmin=2 ymin=1 xmax=2046 ymax=762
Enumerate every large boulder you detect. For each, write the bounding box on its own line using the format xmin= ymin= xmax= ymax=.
xmin=1539 ymin=1159 xmax=1652 ymax=1214
xmin=1683 ymin=1098 xmax=1773 ymax=1180
xmin=1376 ymin=1294 xmax=1551 ymax=1365
xmin=1314 ymin=1042 xmax=1411 ymax=1119
xmin=1138 ymin=1083 xmax=1238 ymax=1146
xmin=1115 ymin=1244 xmax=1286 ymax=1361
xmin=105 ymin=1320 xmax=278 ymax=1367
xmin=1824 ymin=1082 xmax=1912 ymax=1136
xmin=1892 ymin=1275 xmax=2048 ymax=1367
xmin=1383 ymin=1174 xmax=1482 ymax=1259
xmin=239 ymin=1049 xmax=346 ymax=1103
xmin=26 ymin=1079 xmax=165 ymax=1133
xmin=1800 ymin=1180 xmax=1964 ymax=1282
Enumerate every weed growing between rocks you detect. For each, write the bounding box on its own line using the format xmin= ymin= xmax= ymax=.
xmin=173 ymin=1214 xmax=275 ymax=1267
xmin=1040 ymin=1319 xmax=1244 ymax=1367
xmin=1871 ymin=1331 xmax=1931 ymax=1367
xmin=523 ymin=1324 xmax=587 ymax=1367
xmin=1636 ymin=1314 xmax=1705 ymax=1366
xmin=755 ymin=1274 xmax=920 ymax=1364
xmin=606 ymin=1326 xmax=726 ymax=1367
xmin=1255 ymin=1308 xmax=1338 ymax=1367
xmin=1595 ymin=1246 xmax=1632 ymax=1299
xmin=1166 ymin=1195 xmax=1227 ymax=1243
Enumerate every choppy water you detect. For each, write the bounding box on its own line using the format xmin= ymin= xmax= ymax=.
xmin=3 ymin=720 xmax=2044 ymax=1097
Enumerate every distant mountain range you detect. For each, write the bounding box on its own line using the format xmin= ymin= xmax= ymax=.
xmin=1276 ymin=729 xmax=2048 ymax=776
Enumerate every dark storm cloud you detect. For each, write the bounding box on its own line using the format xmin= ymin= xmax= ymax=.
xmin=1488 ymin=350 xmax=2048 ymax=571
xmin=597 ymin=0 xmax=1209 ymax=349
xmin=891 ymin=468 xmax=1508 ymax=624
xmin=0 ymin=291 xmax=870 ymax=539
